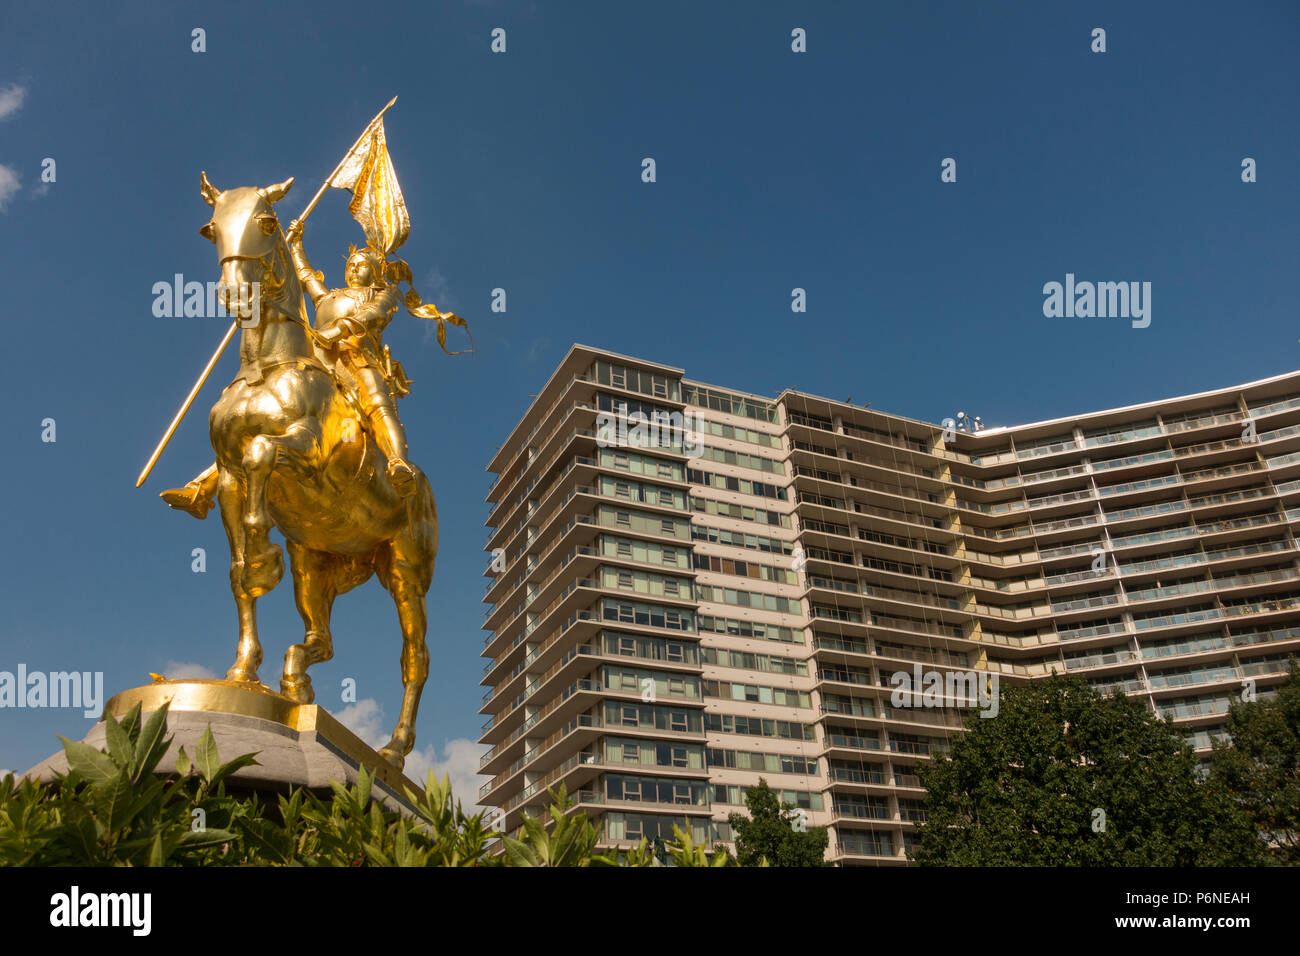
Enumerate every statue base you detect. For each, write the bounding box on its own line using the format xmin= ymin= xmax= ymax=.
xmin=22 ymin=679 xmax=424 ymax=814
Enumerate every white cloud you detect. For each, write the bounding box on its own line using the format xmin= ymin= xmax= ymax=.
xmin=335 ymin=697 xmax=386 ymax=747
xmin=0 ymin=165 xmax=20 ymax=211
xmin=403 ymin=737 xmax=489 ymax=812
xmin=523 ymin=336 xmax=550 ymax=363
xmin=335 ymin=698 xmax=488 ymax=810
xmin=0 ymin=84 xmax=25 ymax=121
xmin=420 ymin=267 xmax=453 ymax=309
xmin=417 ymin=267 xmax=465 ymax=347
xmin=161 ymin=660 xmax=218 ymax=680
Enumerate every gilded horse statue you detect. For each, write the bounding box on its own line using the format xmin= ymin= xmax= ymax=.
xmin=189 ymin=172 xmax=437 ymax=769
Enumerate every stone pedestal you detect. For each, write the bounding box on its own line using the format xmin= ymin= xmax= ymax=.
xmin=22 ymin=679 xmax=424 ymax=814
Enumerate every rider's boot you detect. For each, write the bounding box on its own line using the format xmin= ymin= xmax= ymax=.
xmin=160 ymin=464 xmax=219 ymax=519
xmin=369 ymin=406 xmax=417 ymax=498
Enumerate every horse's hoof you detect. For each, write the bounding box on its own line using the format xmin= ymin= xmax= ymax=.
xmin=378 ymin=728 xmax=414 ymax=770
xmin=279 ymin=674 xmax=314 ymax=704
xmin=226 ymin=667 xmax=260 ymax=683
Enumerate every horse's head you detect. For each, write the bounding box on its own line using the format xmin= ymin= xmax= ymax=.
xmin=198 ymin=171 xmax=295 ymax=316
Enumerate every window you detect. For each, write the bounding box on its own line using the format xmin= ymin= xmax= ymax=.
xmin=621 ymin=705 xmax=638 ymax=726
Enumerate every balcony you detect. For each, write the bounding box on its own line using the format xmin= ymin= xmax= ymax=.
xmin=824 ymin=732 xmax=881 ymax=752
xmin=1064 ymin=649 xmax=1138 ymax=671
xmin=834 ymin=836 xmax=896 ymax=858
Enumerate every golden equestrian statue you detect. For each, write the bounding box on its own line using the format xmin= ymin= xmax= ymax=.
xmin=136 ymin=100 xmax=470 ymax=769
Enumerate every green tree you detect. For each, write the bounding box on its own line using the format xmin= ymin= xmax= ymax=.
xmin=912 ymin=674 xmax=1262 ymax=866
xmin=1207 ymin=659 xmax=1300 ymax=864
xmin=726 ymin=778 xmax=828 ymax=866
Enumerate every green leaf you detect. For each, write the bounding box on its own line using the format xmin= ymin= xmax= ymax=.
xmin=355 ymin=768 xmax=373 ymax=811
xmin=118 ymin=702 xmax=143 ymax=744
xmin=194 ymin=725 xmax=220 ymax=783
xmin=57 ymin=807 xmax=102 ymax=863
xmin=130 ymin=703 xmax=172 ymax=783
xmin=103 ymin=714 xmax=132 ymax=768
xmin=208 ymin=752 xmax=260 ymax=789
xmin=327 ymin=778 xmax=352 ymax=810
xmin=177 ymin=828 xmax=235 ymax=849
xmin=174 ymin=746 xmax=191 ymax=778
xmin=109 ymin=777 xmax=167 ymax=835
xmin=362 ymin=843 xmax=391 ymax=867
xmin=241 ymin=819 xmax=295 ymax=864
xmin=57 ymin=737 xmax=121 ymax=786
xmin=501 ymin=836 xmax=537 ymax=867
xmin=98 ymin=772 xmax=136 ymax=834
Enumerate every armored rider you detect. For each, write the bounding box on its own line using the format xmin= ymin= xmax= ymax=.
xmin=160 ymin=219 xmax=418 ymax=518
xmin=286 ymin=217 xmax=416 ymax=495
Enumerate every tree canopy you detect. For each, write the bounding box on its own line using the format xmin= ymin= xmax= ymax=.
xmin=912 ymin=674 xmax=1262 ymax=866
xmin=1208 ymin=660 xmax=1300 ymax=864
xmin=726 ymin=778 xmax=829 ymax=867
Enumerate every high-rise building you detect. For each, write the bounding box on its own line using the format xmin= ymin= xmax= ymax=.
xmin=478 ymin=345 xmax=1300 ymax=864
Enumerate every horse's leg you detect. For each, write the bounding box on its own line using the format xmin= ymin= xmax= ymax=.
xmin=281 ymin=540 xmax=338 ymax=704
xmin=240 ymin=423 xmax=320 ymax=596
xmin=240 ymin=435 xmax=285 ymax=597
xmin=378 ymin=486 xmax=437 ymax=769
xmin=378 ymin=568 xmax=428 ymax=769
xmin=216 ymin=467 xmax=262 ymax=682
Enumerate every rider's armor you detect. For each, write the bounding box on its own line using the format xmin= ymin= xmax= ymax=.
xmin=291 ymin=240 xmax=416 ymax=494
xmin=159 ymin=235 xmax=419 ymax=520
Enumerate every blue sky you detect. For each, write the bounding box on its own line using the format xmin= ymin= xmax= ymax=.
xmin=1 ymin=0 xmax=1297 ymax=791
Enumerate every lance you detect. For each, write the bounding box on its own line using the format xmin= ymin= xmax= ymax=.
xmin=135 ymin=95 xmax=399 ymax=488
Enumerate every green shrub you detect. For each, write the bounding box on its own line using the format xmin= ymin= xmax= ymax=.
xmin=0 ymin=702 xmax=733 ymax=867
